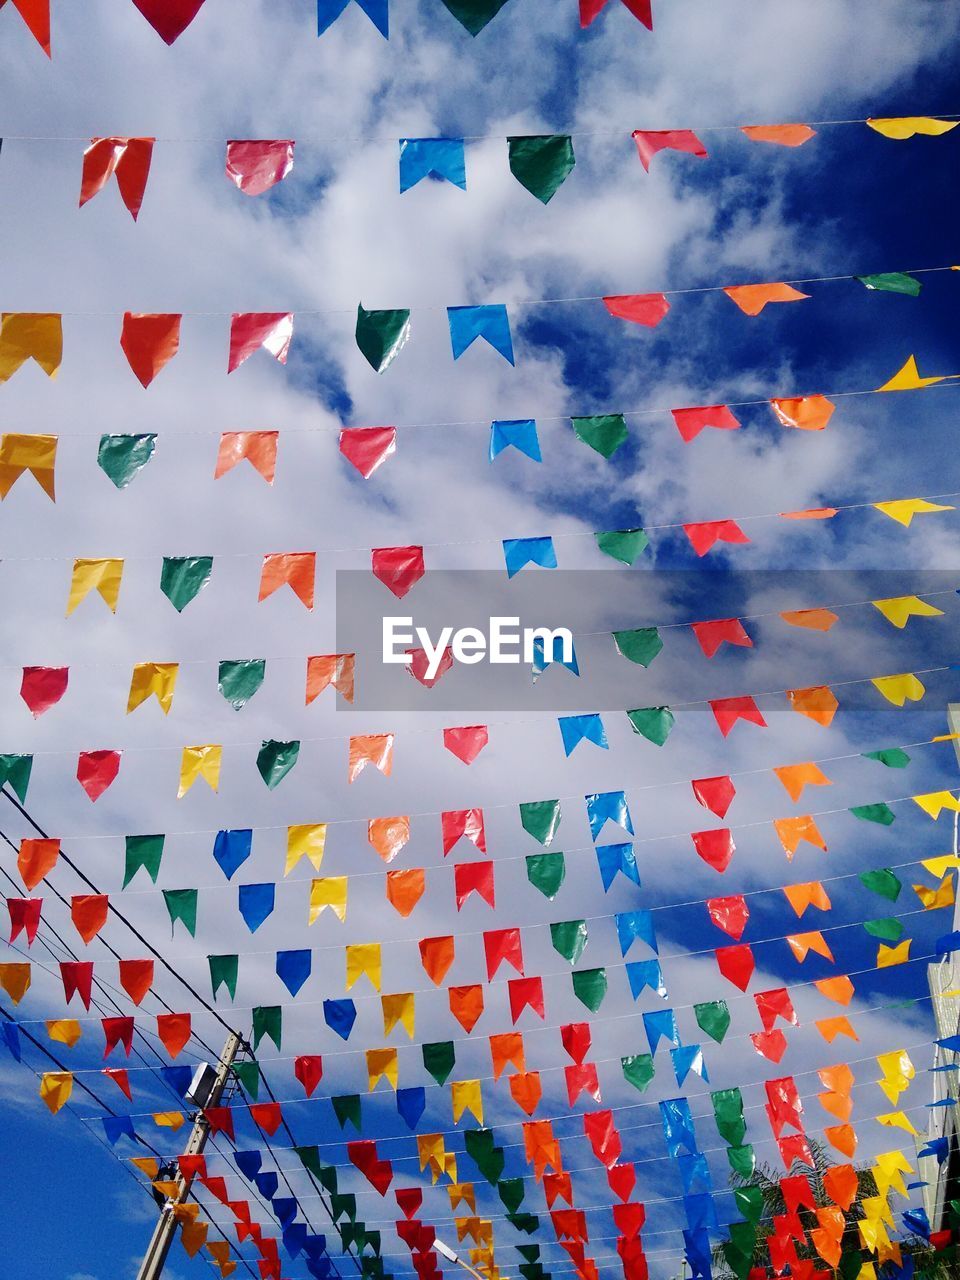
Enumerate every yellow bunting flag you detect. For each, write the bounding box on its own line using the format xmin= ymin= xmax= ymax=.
xmin=877 ymin=940 xmax=911 ymax=967
xmin=876 ymin=1111 xmax=918 ymax=1135
xmin=40 ymin=1071 xmax=73 ymax=1114
xmin=153 ymin=1111 xmax=186 ymax=1129
xmin=366 ymin=1047 xmax=399 ymax=1091
xmin=128 ymin=662 xmax=179 ymax=714
xmin=152 ymin=1179 xmax=180 ymax=1199
xmin=286 ymin=824 xmax=327 ymax=875
xmin=382 ymin=992 xmax=415 ymax=1039
xmin=922 ymin=855 xmax=960 ymax=878
xmin=874 ymin=1150 xmax=912 ymax=1198
xmin=877 ymin=1050 xmax=915 ymax=1104
xmin=0 ymin=313 xmax=63 ymax=382
xmin=773 ymin=762 xmax=831 ymax=802
xmin=131 ymin=1157 xmax=160 ymax=1179
xmin=873 ymin=496 xmax=955 ymax=524
xmin=867 ymin=116 xmax=959 ymax=139
xmin=418 ymin=1133 xmax=449 ymax=1181
xmin=67 ymin=557 xmax=123 ymax=616
xmin=871 ymin=673 xmax=925 ymax=706
xmin=913 ymin=874 xmax=954 ymax=910
xmin=877 ymin=356 xmax=950 ymax=392
xmin=178 ymin=745 xmax=222 ymax=798
xmin=451 ymin=1079 xmax=484 ymax=1124
xmin=309 ymin=877 xmax=347 ymax=924
xmin=0 ymin=962 xmax=31 ymax=1004
xmin=179 ymin=1217 xmax=209 ymax=1258
xmin=46 ymin=1019 xmax=82 ymax=1047
xmin=345 ymin=942 xmax=382 ymax=991
xmin=871 ymin=596 xmax=944 ymax=628
xmin=911 ymin=791 xmax=960 ymax=819
xmin=448 ymin=1183 xmax=476 ymax=1212
xmin=0 ymin=432 xmax=57 ymax=500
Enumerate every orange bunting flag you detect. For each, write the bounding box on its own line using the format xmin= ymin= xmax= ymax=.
xmin=823 ymin=1163 xmax=859 ymax=1211
xmin=0 ymin=312 xmax=62 ymax=382
xmin=783 ymin=881 xmax=831 ymax=917
xmin=40 ymin=1071 xmax=73 ymax=1114
xmin=779 ymin=608 xmax=838 ymax=631
xmin=816 ymin=1017 xmax=858 ymax=1044
xmin=774 ymin=816 xmax=827 ymax=858
xmin=723 ymin=282 xmax=810 ymax=315
xmin=386 ymin=870 xmax=427 ymax=921
xmin=509 ymin=1071 xmax=542 ymax=1116
xmin=369 ymin=816 xmax=410 ymax=863
xmin=769 ymin=394 xmax=835 ymax=431
xmin=815 ymin=975 xmax=855 ymax=1005
xmin=47 ymin=1019 xmax=82 ymax=1047
xmin=78 ymin=135 xmax=155 ymax=218
xmin=449 ymin=985 xmax=485 ymax=1033
xmin=741 ymin=124 xmax=816 ymax=147
xmin=824 ymin=1123 xmax=857 ymax=1157
xmin=259 ymin=552 xmax=315 ymax=609
xmin=786 ymin=931 xmax=834 ymax=963
xmin=419 ymin=935 xmax=455 ymax=985
xmin=787 ymin=685 xmax=838 ymax=726
xmin=490 ymin=1033 xmax=525 ymax=1079
xmin=306 ymin=653 xmax=355 ymax=704
xmin=71 ymin=894 xmax=109 ymax=944
xmin=18 ymin=837 xmax=60 ymax=890
xmin=215 ymin=430 xmax=278 ymax=483
xmin=349 ymin=734 xmax=394 ymax=783
xmin=0 ymin=432 xmax=57 ymax=500
xmin=774 ymin=762 xmax=831 ymax=802
xmin=913 ymin=873 xmax=955 ymax=910
xmin=0 ymin=962 xmax=31 ymax=1004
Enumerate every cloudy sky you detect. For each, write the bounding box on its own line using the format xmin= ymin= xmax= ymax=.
xmin=1 ymin=1 xmax=960 ymax=1278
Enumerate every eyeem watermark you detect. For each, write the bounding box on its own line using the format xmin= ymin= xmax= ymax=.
xmin=383 ymin=616 xmax=574 ymax=681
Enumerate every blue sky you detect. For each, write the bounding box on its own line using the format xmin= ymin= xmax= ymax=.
xmin=1 ymin=2 xmax=960 ymax=1279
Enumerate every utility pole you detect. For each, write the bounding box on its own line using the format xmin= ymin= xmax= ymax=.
xmin=137 ymin=1030 xmax=242 ymax=1280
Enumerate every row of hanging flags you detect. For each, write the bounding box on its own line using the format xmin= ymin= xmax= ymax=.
xmin=4 ymin=118 xmax=956 ymax=213
xmin=2 ymin=0 xmax=662 ymax=55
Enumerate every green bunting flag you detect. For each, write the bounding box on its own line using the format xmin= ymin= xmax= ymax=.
xmin=0 ymin=753 xmax=33 ymax=802
xmin=439 ymin=0 xmax=511 ymax=34
xmin=218 ymin=659 xmax=266 ymax=710
xmin=160 ymin=556 xmax=213 ymax=612
xmin=507 ymin=135 xmax=575 ymax=203
xmin=734 ymin=1186 xmax=764 ymax=1223
xmin=864 ymin=917 xmax=904 ymax=941
xmin=517 ymin=1247 xmax=541 ymax=1263
xmin=571 ymin=414 xmax=628 ymax=459
xmin=526 ymin=852 xmax=566 ymax=899
xmin=859 ymin=868 xmax=902 ymax=900
xmin=124 ymin=834 xmax=164 ymax=887
xmin=621 ymin=1053 xmax=655 ymax=1093
xmin=331 ymin=1191 xmax=358 ymax=1221
xmin=727 ymin=1145 xmax=756 ymax=1178
xmin=856 ymin=272 xmax=921 ymax=296
xmin=422 ymin=1040 xmax=456 ymax=1085
xmin=464 ymin=1129 xmax=505 ymax=1183
xmin=295 ymin=1145 xmax=328 ymax=1181
xmin=849 ymin=802 xmax=896 ymax=825
xmin=508 ymin=1214 xmax=540 ymax=1235
xmin=257 ymin=739 xmax=300 ymax=788
xmin=252 ymin=1005 xmax=282 ymax=1051
xmin=627 ymin=706 xmax=675 ymax=746
xmin=232 ymin=1060 xmax=260 ymax=1099
xmin=332 ymin=1094 xmax=362 ymax=1130
xmin=695 ymin=999 xmax=731 ymax=1043
xmin=550 ymin=919 xmax=588 ymax=964
xmin=711 ymin=1087 xmax=746 ymax=1146
xmin=498 ymin=1178 xmax=526 ymax=1212
xmin=318 ymin=1167 xmax=343 ymax=1196
xmin=208 ymin=953 xmax=239 ymax=1000
xmin=355 ymin=304 xmax=411 ymax=373
xmin=594 ymin=528 xmax=649 ymax=565
xmin=862 ymin=747 xmax=911 ymax=768
xmin=163 ymin=887 xmax=198 ymax=936
xmin=613 ymin=628 xmax=663 ymax=667
xmin=572 ymin=967 xmax=607 ymax=1012
xmin=519 ymin=799 xmax=561 ymax=846
xmin=97 ymin=433 xmax=157 ymax=488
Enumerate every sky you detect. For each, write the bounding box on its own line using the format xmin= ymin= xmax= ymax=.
xmin=1 ymin=1 xmax=960 ymax=1278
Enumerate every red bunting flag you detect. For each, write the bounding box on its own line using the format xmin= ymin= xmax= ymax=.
xmin=691 ymin=775 xmax=736 ymax=818
xmin=671 ymin=404 xmax=740 ymax=442
xmin=483 ymin=928 xmax=524 ymax=979
xmin=441 ymin=808 xmax=486 ymax=855
xmin=608 ymin=1163 xmax=637 ymax=1202
xmin=7 ymin=897 xmax=41 ymax=945
xmin=691 ymin=617 xmax=752 ymax=657
xmin=225 ymin=140 xmax=295 ymax=196
xmin=339 ymin=426 xmax=397 ymax=478
xmin=691 ymin=828 xmax=736 ymax=873
xmin=120 ymin=313 xmax=180 ymax=387
xmin=706 ymin=895 xmax=749 ymax=939
xmin=442 ymin=724 xmax=489 ymax=764
xmin=756 ymin=987 xmax=798 ymax=1029
xmin=716 ymin=943 xmax=755 ymax=990
xmin=453 ymin=861 xmax=495 ymax=910
xmin=613 ymin=1202 xmax=646 ymax=1237
xmin=204 ymin=1107 xmax=234 ymax=1139
xmin=395 ymin=1188 xmax=423 ymax=1219
xmin=1 ymin=0 xmax=51 ymax=55
xmin=406 ymin=646 xmax=454 ymax=687
xmin=683 ymin=519 xmax=751 ymax=557
xmin=508 ymin=976 xmax=545 ymax=1023
xmin=80 ymin=138 xmax=154 ymax=220
xmin=602 ymin=293 xmax=668 ymax=326
xmin=103 ymin=1067 xmax=132 ymax=1100
xmin=632 ymin=128 xmax=707 ymax=171
xmin=583 ymin=1110 xmax=622 ymax=1168
xmin=60 ymin=960 xmax=93 ymax=1009
xmin=76 ymin=750 xmax=121 ymax=801
xmin=130 ymin=0 xmax=207 ymax=43
xmin=544 ymin=1172 xmax=574 ymax=1207
xmin=751 ymin=1029 xmax=788 ymax=1063
xmin=561 ymin=1022 xmax=592 ymax=1064
xmin=580 ymin=0 xmax=652 ymax=28
xmin=347 ymin=1140 xmax=393 ymax=1195
xmin=118 ymin=958 xmax=154 ymax=1006
xmin=20 ymin=666 xmax=68 ymax=716
xmin=157 ymin=1012 xmax=191 ymax=1058
xmin=249 ymin=1103 xmax=282 ymax=1135
xmin=102 ymin=1016 xmax=135 ymax=1058
xmin=294 ymin=1055 xmax=323 ymax=1097
xmin=227 ymin=312 xmax=293 ymax=373
xmin=710 ymin=695 xmax=767 ymax=736
xmin=71 ymin=894 xmax=109 ymax=944
xmin=565 ymin=1063 xmax=602 ymax=1105
xmin=371 ymin=545 xmax=425 ymax=598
